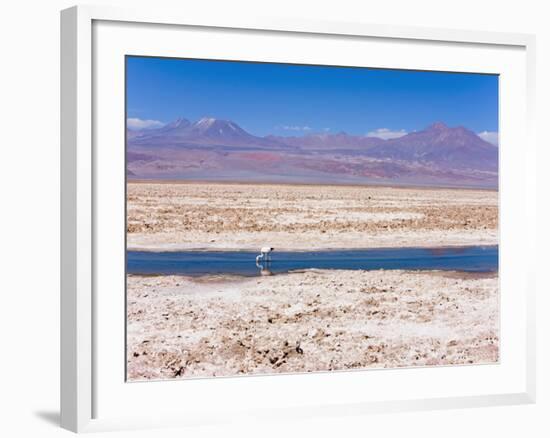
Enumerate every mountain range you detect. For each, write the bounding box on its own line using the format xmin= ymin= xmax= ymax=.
xmin=127 ymin=117 xmax=498 ymax=188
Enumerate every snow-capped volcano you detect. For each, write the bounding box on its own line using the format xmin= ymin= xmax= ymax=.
xmin=127 ymin=117 xmax=498 ymax=188
xmin=188 ymin=117 xmax=253 ymax=140
xmin=129 ymin=117 xmax=288 ymax=149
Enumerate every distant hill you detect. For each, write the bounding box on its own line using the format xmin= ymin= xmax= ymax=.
xmin=267 ymin=132 xmax=383 ymax=151
xmin=365 ymin=122 xmax=497 ymax=171
xmin=127 ymin=118 xmax=498 ymax=188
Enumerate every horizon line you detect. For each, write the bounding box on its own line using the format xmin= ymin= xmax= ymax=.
xmin=127 ymin=177 xmax=498 ymax=192
xmin=126 ymin=116 xmax=499 ymax=143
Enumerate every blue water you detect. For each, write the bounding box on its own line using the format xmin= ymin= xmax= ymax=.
xmin=127 ymin=245 xmax=498 ymax=277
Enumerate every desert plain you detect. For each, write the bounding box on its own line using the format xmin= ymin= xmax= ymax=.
xmin=126 ymin=181 xmax=499 ymax=380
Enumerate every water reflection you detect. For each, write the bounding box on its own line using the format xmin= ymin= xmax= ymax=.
xmin=256 ymin=260 xmax=273 ymax=276
xmin=428 ymin=246 xmax=468 ymax=256
xmin=127 ymin=245 xmax=498 ymax=277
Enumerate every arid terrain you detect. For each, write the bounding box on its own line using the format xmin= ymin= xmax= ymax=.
xmin=127 ymin=269 xmax=499 ymax=380
xmin=126 ymin=181 xmax=499 ymax=380
xmin=127 ymin=182 xmax=498 ymax=251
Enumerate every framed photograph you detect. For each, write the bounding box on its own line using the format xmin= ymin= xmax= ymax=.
xmin=61 ymin=5 xmax=537 ymax=432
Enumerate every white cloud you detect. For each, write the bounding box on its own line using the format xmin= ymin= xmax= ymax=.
xmin=366 ymin=128 xmax=408 ymax=140
xmin=127 ymin=118 xmax=165 ymax=130
xmin=478 ymin=131 xmax=499 ymax=146
xmin=281 ymin=125 xmax=312 ymax=132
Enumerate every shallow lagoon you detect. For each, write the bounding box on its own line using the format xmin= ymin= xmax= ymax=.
xmin=127 ymin=245 xmax=498 ymax=277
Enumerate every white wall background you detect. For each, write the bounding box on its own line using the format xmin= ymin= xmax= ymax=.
xmin=0 ymin=0 xmax=547 ymax=436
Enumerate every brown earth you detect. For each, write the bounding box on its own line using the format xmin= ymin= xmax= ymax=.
xmin=127 ymin=182 xmax=498 ymax=251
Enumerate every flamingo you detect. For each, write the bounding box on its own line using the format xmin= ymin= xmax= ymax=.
xmin=256 ymin=246 xmax=274 ymax=264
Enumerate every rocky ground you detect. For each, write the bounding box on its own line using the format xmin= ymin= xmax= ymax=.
xmin=127 ymin=182 xmax=498 ymax=251
xmin=127 ymin=269 xmax=499 ymax=381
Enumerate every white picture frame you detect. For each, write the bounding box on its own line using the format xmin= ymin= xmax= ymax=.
xmin=60 ymin=4 xmax=537 ymax=433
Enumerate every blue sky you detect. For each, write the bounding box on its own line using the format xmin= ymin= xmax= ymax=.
xmin=126 ymin=56 xmax=498 ymax=140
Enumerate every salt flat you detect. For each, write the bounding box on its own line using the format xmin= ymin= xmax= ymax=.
xmin=127 ymin=182 xmax=498 ymax=251
xmin=126 ymin=181 xmax=499 ymax=380
xmin=127 ymin=269 xmax=498 ymax=380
